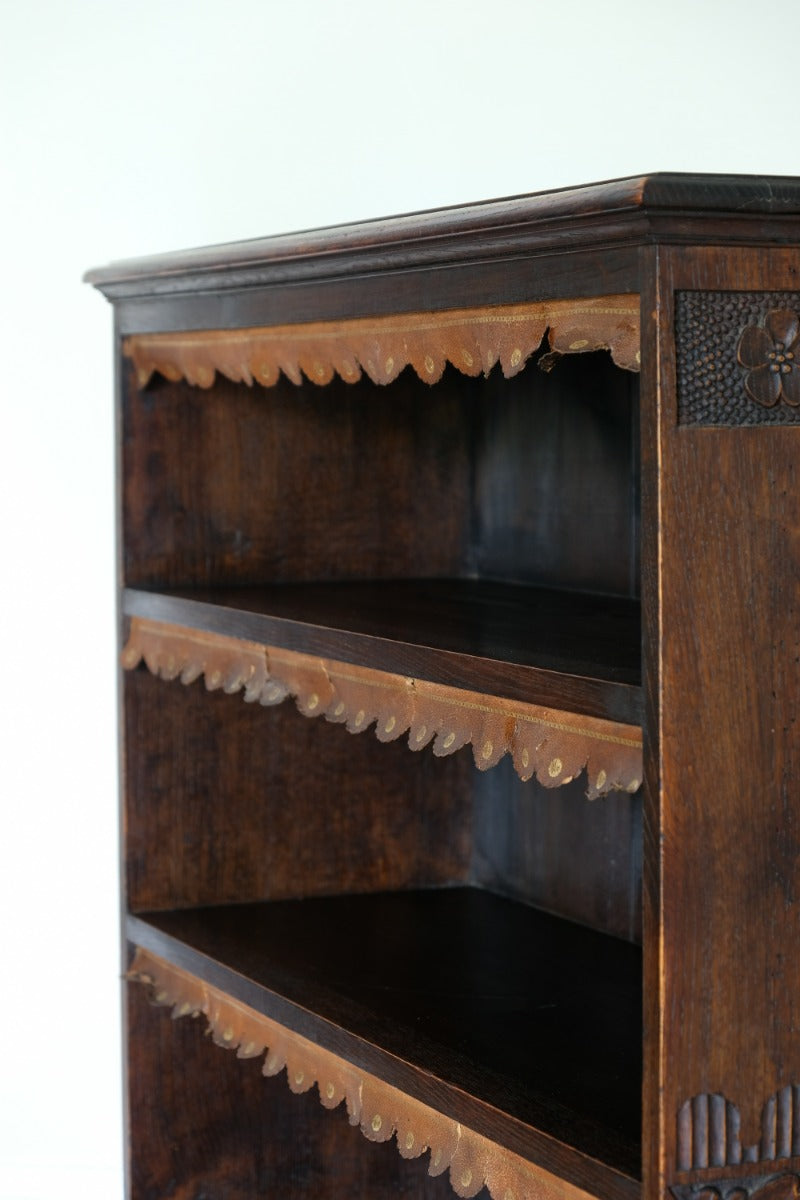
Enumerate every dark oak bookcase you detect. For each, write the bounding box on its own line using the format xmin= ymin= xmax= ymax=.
xmin=88 ymin=174 xmax=800 ymax=1200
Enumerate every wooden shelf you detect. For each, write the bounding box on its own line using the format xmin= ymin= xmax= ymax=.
xmin=128 ymin=888 xmax=642 ymax=1200
xmin=94 ymin=176 xmax=800 ymax=1200
xmin=123 ymin=580 xmax=642 ymax=725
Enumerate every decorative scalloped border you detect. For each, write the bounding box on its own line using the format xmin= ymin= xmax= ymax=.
xmin=123 ymin=296 xmax=641 ymax=390
xmin=129 ymin=947 xmax=596 ymax=1200
xmin=122 ymin=618 xmax=643 ymax=798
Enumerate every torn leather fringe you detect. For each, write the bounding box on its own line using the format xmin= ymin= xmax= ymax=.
xmin=129 ymin=947 xmax=596 ymax=1200
xmin=122 ymin=618 xmax=642 ymax=798
xmin=123 ymin=296 xmax=641 ymax=391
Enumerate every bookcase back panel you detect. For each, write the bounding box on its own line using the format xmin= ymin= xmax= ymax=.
xmin=122 ymin=367 xmax=472 ymax=589
xmin=124 ymin=668 xmax=473 ymax=912
xmin=472 ymin=353 xmax=640 ymax=596
xmin=471 ymin=762 xmax=643 ymax=944
xmin=123 ymin=353 xmax=640 ymax=598
xmin=125 ymin=667 xmax=641 ymax=940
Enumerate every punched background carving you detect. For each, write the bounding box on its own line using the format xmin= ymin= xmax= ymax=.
xmin=675 ymin=291 xmax=800 ymax=426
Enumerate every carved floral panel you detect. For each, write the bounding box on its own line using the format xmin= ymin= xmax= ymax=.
xmin=676 ymin=291 xmax=800 ymax=426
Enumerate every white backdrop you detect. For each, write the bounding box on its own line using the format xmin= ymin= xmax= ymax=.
xmin=0 ymin=1 xmax=795 ymax=1196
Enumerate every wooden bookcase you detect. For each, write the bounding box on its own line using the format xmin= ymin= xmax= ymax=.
xmin=87 ymin=174 xmax=800 ymax=1200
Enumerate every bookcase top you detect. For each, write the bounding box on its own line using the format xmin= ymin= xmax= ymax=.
xmin=86 ymin=173 xmax=800 ymax=302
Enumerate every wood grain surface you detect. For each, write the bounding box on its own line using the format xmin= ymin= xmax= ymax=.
xmin=87 ymin=173 xmax=800 ymax=302
xmin=127 ymin=887 xmax=642 ymax=1197
xmin=128 ymin=945 xmax=605 ymax=1200
xmin=89 ymin=174 xmax=800 ymax=1200
xmin=644 ymin=245 xmax=800 ymax=1200
xmin=121 ymin=349 xmax=640 ymax=601
xmin=123 ymin=667 xmax=473 ymax=913
xmin=126 ymin=973 xmax=465 ymax=1200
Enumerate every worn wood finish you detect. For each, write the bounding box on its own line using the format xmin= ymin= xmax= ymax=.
xmin=646 ymin=246 xmax=800 ymax=1200
xmin=93 ymin=177 xmax=800 ymax=348
xmin=124 ymin=578 xmax=642 ymax=685
xmin=113 ymin=246 xmax=644 ymax=339
xmin=638 ymin=243 xmax=663 ymax=1200
xmin=127 ymin=888 xmax=642 ymax=1196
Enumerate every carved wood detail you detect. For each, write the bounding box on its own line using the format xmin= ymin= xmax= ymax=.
xmin=129 ymin=946 xmax=596 ymax=1200
xmin=677 ymin=1090 xmax=800 ymax=1172
xmin=675 ymin=290 xmax=800 ymax=425
xmin=737 ymin=309 xmax=800 ymax=408
xmin=671 ymin=1170 xmax=800 ymax=1200
xmin=123 ymin=296 xmax=641 ymax=391
xmin=122 ymin=617 xmax=643 ymax=797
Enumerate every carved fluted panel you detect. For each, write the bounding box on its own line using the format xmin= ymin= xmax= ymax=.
xmin=678 ymin=1090 xmax=800 ymax=1173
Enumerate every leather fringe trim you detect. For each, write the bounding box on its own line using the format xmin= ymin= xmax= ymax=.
xmin=122 ymin=617 xmax=642 ymax=798
xmin=129 ymin=946 xmax=598 ymax=1200
xmin=124 ymin=297 xmax=640 ymax=390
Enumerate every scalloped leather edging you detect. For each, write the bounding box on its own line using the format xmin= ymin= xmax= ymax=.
xmin=122 ymin=617 xmax=642 ymax=798
xmin=123 ymin=297 xmax=640 ymax=390
xmin=129 ymin=946 xmax=598 ymax=1200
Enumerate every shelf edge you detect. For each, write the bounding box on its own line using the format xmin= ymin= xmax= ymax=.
xmin=122 ymin=296 xmax=641 ymax=391
xmin=121 ymin=613 xmax=643 ymax=797
xmin=126 ymin=935 xmax=640 ymax=1200
xmin=123 ymin=586 xmax=643 ymax=727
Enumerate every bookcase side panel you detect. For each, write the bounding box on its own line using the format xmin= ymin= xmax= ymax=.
xmin=652 ymin=245 xmax=800 ymax=1200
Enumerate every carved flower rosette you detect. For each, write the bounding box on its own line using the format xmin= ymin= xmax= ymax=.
xmin=737 ymin=309 xmax=800 ymax=408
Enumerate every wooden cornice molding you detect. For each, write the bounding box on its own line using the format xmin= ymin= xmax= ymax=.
xmin=86 ymin=174 xmax=800 ymax=302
